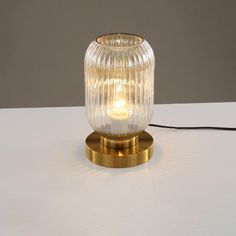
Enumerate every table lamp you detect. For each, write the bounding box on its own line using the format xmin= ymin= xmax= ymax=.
xmin=84 ymin=33 xmax=155 ymax=168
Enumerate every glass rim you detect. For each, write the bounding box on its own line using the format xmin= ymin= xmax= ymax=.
xmin=95 ymin=33 xmax=144 ymax=48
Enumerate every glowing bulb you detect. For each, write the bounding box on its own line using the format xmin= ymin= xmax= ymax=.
xmin=109 ymin=99 xmax=129 ymax=120
xmin=114 ymin=99 xmax=126 ymax=109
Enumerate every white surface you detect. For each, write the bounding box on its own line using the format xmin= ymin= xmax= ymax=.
xmin=0 ymin=103 xmax=236 ymax=236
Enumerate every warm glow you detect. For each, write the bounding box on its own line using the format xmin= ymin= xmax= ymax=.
xmin=109 ymin=98 xmax=129 ymax=120
xmin=113 ymin=99 xmax=127 ymax=110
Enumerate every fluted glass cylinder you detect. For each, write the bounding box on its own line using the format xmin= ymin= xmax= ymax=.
xmin=84 ymin=33 xmax=155 ymax=138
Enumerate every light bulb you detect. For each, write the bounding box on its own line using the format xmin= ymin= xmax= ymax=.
xmin=109 ymin=99 xmax=128 ymax=120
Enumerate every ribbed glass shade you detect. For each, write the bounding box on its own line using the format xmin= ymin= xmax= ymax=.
xmin=84 ymin=33 xmax=155 ymax=138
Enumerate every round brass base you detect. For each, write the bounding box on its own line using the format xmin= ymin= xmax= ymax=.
xmin=85 ymin=131 xmax=153 ymax=168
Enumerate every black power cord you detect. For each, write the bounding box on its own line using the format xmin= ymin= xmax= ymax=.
xmin=149 ymin=124 xmax=236 ymax=131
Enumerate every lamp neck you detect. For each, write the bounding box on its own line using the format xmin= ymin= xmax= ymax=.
xmin=100 ymin=135 xmax=138 ymax=149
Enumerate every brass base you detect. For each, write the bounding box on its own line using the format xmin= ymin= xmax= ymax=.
xmin=85 ymin=131 xmax=153 ymax=168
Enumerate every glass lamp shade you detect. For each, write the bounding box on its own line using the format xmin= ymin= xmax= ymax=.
xmin=84 ymin=33 xmax=155 ymax=139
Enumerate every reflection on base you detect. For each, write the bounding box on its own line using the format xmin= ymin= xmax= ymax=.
xmin=85 ymin=131 xmax=153 ymax=168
